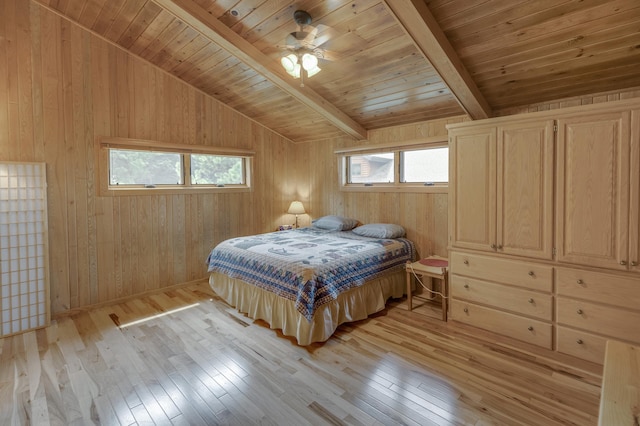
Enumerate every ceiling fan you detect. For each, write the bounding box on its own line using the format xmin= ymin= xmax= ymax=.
xmin=278 ymin=10 xmax=340 ymax=85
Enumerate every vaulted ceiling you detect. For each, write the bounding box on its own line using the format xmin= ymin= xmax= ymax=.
xmin=35 ymin=0 xmax=640 ymax=143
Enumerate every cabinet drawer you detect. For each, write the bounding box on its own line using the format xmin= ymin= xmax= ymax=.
xmin=556 ymin=326 xmax=607 ymax=364
xmin=451 ymin=300 xmax=552 ymax=349
xmin=451 ymin=275 xmax=553 ymax=321
xmin=451 ymin=252 xmax=553 ymax=291
xmin=557 ymin=297 xmax=640 ymax=343
xmin=556 ymin=267 xmax=640 ymax=310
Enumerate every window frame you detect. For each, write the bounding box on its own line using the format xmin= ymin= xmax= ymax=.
xmin=345 ymin=152 xmax=395 ymax=185
xmin=399 ymin=146 xmax=449 ymax=184
xmin=336 ymin=137 xmax=449 ymax=193
xmin=97 ymin=137 xmax=253 ymax=196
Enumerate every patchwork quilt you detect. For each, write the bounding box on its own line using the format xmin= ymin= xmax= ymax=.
xmin=206 ymin=227 xmax=415 ymax=321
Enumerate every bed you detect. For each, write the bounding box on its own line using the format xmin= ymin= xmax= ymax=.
xmin=206 ymin=218 xmax=415 ymax=345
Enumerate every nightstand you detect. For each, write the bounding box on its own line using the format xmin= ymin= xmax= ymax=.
xmin=406 ymin=255 xmax=449 ymax=321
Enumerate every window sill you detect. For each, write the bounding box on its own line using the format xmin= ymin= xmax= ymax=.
xmin=100 ymin=186 xmax=252 ymax=197
xmin=339 ymin=184 xmax=448 ymax=194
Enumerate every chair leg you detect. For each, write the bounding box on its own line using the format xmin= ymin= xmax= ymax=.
xmin=441 ymin=276 xmax=448 ymax=321
xmin=406 ymin=268 xmax=412 ymax=311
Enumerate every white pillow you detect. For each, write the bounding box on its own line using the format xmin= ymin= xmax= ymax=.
xmin=312 ymin=215 xmax=359 ymax=231
xmin=352 ymin=223 xmax=405 ymax=238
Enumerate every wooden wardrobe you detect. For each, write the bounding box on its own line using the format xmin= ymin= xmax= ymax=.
xmin=447 ymin=98 xmax=640 ymax=364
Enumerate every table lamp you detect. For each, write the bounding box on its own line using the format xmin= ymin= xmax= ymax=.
xmin=287 ymin=201 xmax=306 ymax=228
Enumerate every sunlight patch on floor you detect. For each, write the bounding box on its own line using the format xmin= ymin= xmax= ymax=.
xmin=118 ymin=303 xmax=201 ymax=328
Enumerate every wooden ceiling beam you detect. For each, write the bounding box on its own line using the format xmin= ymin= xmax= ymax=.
xmin=383 ymin=0 xmax=492 ymax=119
xmin=153 ymin=0 xmax=368 ymax=140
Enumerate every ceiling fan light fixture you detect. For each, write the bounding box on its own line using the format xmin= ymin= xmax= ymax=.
xmin=281 ymin=53 xmax=298 ymax=73
xmin=306 ymin=65 xmax=321 ymax=78
xmin=292 ymin=63 xmax=301 ymax=78
xmin=278 ymin=10 xmax=332 ymax=84
xmin=301 ymin=53 xmax=318 ymax=70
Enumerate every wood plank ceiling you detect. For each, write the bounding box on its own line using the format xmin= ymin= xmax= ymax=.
xmin=34 ymin=0 xmax=640 ymax=143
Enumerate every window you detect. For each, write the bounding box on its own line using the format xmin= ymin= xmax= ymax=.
xmin=98 ymin=138 xmax=253 ymax=195
xmin=401 ymin=147 xmax=448 ymax=184
xmin=190 ymin=154 xmax=244 ymax=185
xmin=110 ymin=150 xmax=183 ymax=186
xmin=337 ymin=138 xmax=448 ymax=193
xmin=347 ymin=153 xmax=394 ymax=184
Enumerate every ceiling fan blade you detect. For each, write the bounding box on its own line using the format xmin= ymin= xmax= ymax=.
xmin=284 ymin=33 xmax=303 ymax=49
xmin=276 ymin=44 xmax=298 ymax=52
xmin=312 ymin=25 xmax=339 ymax=47
xmin=301 ymin=26 xmax=318 ymax=48
xmin=315 ymin=49 xmax=344 ymax=62
xmin=320 ymin=32 xmax=367 ymax=54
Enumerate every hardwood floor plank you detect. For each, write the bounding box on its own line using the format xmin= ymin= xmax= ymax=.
xmin=93 ymin=393 xmax=120 ymax=426
xmin=169 ymin=353 xmax=229 ymax=415
xmin=65 ymin=361 xmax=100 ymax=422
xmin=212 ymin=373 xmax=274 ymax=424
xmin=8 ymin=360 xmax=30 ymax=426
xmin=246 ymin=378 xmax=318 ymax=425
xmin=146 ymin=380 xmax=182 ymax=420
xmin=130 ymin=401 xmax=154 ymax=424
xmin=219 ymin=392 xmax=278 ymax=425
xmin=44 ymin=343 xmax=82 ymax=424
xmin=0 ymin=281 xmax=602 ymax=425
xmin=38 ymin=349 xmax=66 ymax=424
xmin=342 ymin=389 xmax=434 ymax=426
xmin=166 ymin=369 xmax=225 ymax=425
xmin=23 ymin=332 xmax=41 ymax=403
xmin=29 ymin=388 xmax=51 ymax=425
xmin=307 ymin=400 xmax=348 ymax=426
xmin=137 ymin=346 xmax=210 ymax=426
xmin=105 ymin=382 xmax=137 ymax=426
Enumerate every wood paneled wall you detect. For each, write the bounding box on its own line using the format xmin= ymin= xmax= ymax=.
xmin=0 ymin=1 xmax=296 ymax=315
xmin=495 ymin=86 xmax=640 ymax=116
xmin=291 ymin=116 xmax=469 ymax=260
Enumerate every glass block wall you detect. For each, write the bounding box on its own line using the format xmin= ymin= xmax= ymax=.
xmin=0 ymin=162 xmax=49 ymax=337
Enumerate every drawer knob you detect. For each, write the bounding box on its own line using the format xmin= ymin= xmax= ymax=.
xmin=528 ymin=271 xmax=534 ymax=276
xmin=632 ymin=261 xmax=638 ymax=267
xmin=620 ymin=260 xmax=627 ymax=265
xmin=463 ymin=260 xmax=469 ymax=265
xmin=576 ymin=279 xmax=584 ymax=285
xmin=527 ymin=326 xmax=534 ymax=331
xmin=577 ymin=309 xmax=583 ymax=315
xmin=576 ymin=339 xmax=584 ymax=345
xmin=490 ymin=244 xmax=497 ymax=249
xmin=528 ymin=298 xmax=534 ymax=304
xmin=463 ymin=308 xmax=469 ymax=313
xmin=497 ymin=245 xmax=503 ymax=250
xmin=464 ymin=284 xmax=469 ymax=289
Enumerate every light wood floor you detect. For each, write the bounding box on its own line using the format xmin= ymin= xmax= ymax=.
xmin=0 ymin=281 xmax=602 ymax=425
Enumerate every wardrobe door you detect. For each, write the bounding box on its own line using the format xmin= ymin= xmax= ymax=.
xmin=556 ymin=112 xmax=630 ymax=270
xmin=449 ymin=126 xmax=496 ymax=252
xmin=497 ymin=120 xmax=554 ymax=259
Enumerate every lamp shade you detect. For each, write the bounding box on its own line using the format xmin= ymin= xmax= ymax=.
xmin=280 ymin=54 xmax=298 ymax=73
xmin=305 ymin=65 xmax=321 ymax=78
xmin=281 ymin=54 xmax=303 ymax=78
xmin=287 ymin=201 xmax=306 ymax=215
xmin=292 ymin=63 xmax=301 ymax=78
xmin=301 ymin=53 xmax=318 ymax=70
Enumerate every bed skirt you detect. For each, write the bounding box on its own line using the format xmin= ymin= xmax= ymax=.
xmin=208 ymin=268 xmax=407 ymax=345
